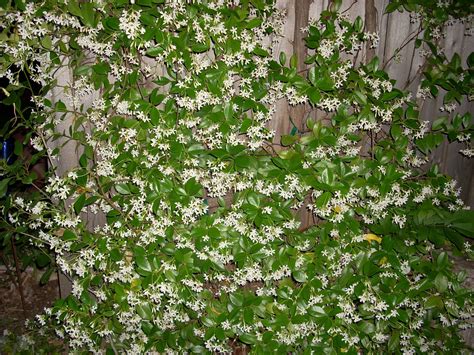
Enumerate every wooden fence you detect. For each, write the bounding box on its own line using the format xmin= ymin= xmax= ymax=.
xmin=47 ymin=1 xmax=473 ymax=206
xmin=270 ymin=0 xmax=474 ymax=206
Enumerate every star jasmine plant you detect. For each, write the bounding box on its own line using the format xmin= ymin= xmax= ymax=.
xmin=0 ymin=0 xmax=473 ymax=353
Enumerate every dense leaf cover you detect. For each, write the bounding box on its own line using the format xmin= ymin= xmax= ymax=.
xmin=0 ymin=0 xmax=473 ymax=353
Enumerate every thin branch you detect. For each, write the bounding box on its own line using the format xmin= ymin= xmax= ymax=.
xmin=404 ymin=61 xmax=428 ymax=91
xmin=342 ymin=0 xmax=358 ymax=14
xmin=382 ymin=24 xmax=423 ymax=70
xmin=11 ymin=237 xmax=28 ymax=317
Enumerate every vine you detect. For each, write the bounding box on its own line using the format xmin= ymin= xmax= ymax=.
xmin=0 ymin=0 xmax=473 ymax=353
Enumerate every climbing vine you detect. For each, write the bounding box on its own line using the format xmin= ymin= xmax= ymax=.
xmin=0 ymin=0 xmax=473 ymax=353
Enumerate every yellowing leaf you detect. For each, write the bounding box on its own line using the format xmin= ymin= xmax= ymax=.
xmin=1 ymin=87 xmax=10 ymax=97
xmin=131 ymin=278 xmax=141 ymax=288
xmin=210 ymin=305 xmax=221 ymax=315
xmin=364 ymin=233 xmax=382 ymax=244
xmin=125 ymin=250 xmax=133 ymax=263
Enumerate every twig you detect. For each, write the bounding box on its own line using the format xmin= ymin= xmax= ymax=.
xmin=342 ymin=0 xmax=358 ymax=14
xmin=370 ymin=130 xmax=375 ymax=159
xmin=404 ymin=61 xmax=428 ymax=91
xmin=10 ymin=237 xmax=28 ymax=318
xmin=382 ymin=25 xmax=423 ymax=70
xmin=0 ymin=251 xmax=20 ymax=291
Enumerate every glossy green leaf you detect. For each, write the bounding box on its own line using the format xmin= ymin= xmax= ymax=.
xmin=136 ymin=255 xmax=152 ymax=272
xmin=434 ymin=273 xmax=448 ymax=293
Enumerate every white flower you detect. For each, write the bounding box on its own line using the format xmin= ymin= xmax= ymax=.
xmin=374 ymin=332 xmax=389 ymax=343
xmin=30 ymin=136 xmax=43 ymax=151
xmin=96 ymin=160 xmax=114 ymax=177
xmin=318 ymin=39 xmax=334 ymax=58
xmin=401 ymin=260 xmax=411 ymax=274
xmin=392 ymin=214 xmax=406 ymax=228
xmin=119 ymin=10 xmax=145 ymax=40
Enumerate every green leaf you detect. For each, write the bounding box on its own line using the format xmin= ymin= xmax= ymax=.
xmin=14 ymin=140 xmax=23 ymax=156
xmin=354 ymin=16 xmax=363 ymax=32
xmin=67 ymin=1 xmax=82 ymax=17
xmin=390 ymin=124 xmax=402 ymax=139
xmin=247 ymin=192 xmax=260 ymax=207
xmin=136 ymin=255 xmax=152 ymax=272
xmin=309 ymin=306 xmax=326 ymax=317
xmin=381 ymin=90 xmax=401 ymax=101
xmin=190 ymin=346 xmax=206 ymax=353
xmin=308 ymin=67 xmax=317 ymax=86
xmin=63 ymin=230 xmax=77 ymax=241
xmin=450 ymin=53 xmax=461 ymax=70
xmin=190 ymin=42 xmax=209 ymax=53
xmin=366 ymin=56 xmax=379 ymax=72
xmin=468 ymin=52 xmax=474 ymax=68
xmin=405 ymin=106 xmax=418 ymax=120
xmin=243 ymin=308 xmax=254 ymax=324
xmin=359 ymin=321 xmax=375 ymax=335
xmin=13 ymin=0 xmax=25 ymax=11
xmin=293 ymin=270 xmax=307 ymax=283
xmin=224 ymin=102 xmax=233 ymax=120
xmin=93 ymin=62 xmax=110 ymax=75
xmin=281 ymin=135 xmax=298 ymax=146
xmin=36 ymin=253 xmax=51 ymax=268
xmin=315 ymin=191 xmax=331 ymax=208
xmin=103 ymin=17 xmax=119 ymax=31
xmin=388 ymin=331 xmax=400 ymax=352
xmin=74 ymin=194 xmax=86 ymax=214
xmin=136 ymin=302 xmax=153 ymax=320
xmin=81 ymin=2 xmax=96 ymax=27
xmin=253 ymin=47 xmax=269 ymax=57
xmin=55 ymin=100 xmax=67 ymax=112
xmin=279 ymin=51 xmax=286 ymax=65
xmin=146 ymin=47 xmax=164 ymax=57
xmin=240 ymin=333 xmax=257 ymax=345
xmin=290 ymin=54 xmax=297 ymax=68
xmin=436 ymin=252 xmax=448 ymax=269
xmin=230 ymin=293 xmax=243 ymax=307
xmin=432 ymin=116 xmax=448 ymax=130
xmin=74 ymin=65 xmax=90 ymax=76
xmin=150 ymin=90 xmax=165 ymax=106
xmin=246 ymin=17 xmax=263 ymax=29
xmin=316 ymin=76 xmax=334 ymax=91
xmin=110 ymin=249 xmax=122 ymax=262
xmin=425 ymin=295 xmax=443 ymax=309
xmin=184 ymin=178 xmax=201 ymax=196
xmin=307 ymin=87 xmax=321 ymax=105
xmin=0 ymin=178 xmax=11 ymax=198
xmin=115 ymin=184 xmax=131 ymax=195
xmin=41 ymin=36 xmax=53 ymax=50
xmin=353 ymin=90 xmax=367 ymax=105
xmin=40 ymin=267 xmax=54 ymax=285
xmin=235 ymin=156 xmax=251 ymax=169
xmin=434 ymin=273 xmax=448 ymax=293
xmin=320 ymin=168 xmax=334 ymax=186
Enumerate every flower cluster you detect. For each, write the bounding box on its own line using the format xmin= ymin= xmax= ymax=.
xmin=0 ymin=1 xmax=473 ymax=354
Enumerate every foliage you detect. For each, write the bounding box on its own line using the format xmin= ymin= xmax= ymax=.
xmin=0 ymin=0 xmax=473 ymax=353
xmin=0 ymin=326 xmax=65 ymax=354
xmin=387 ymin=0 xmax=474 ymax=156
xmin=0 ymin=73 xmax=55 ymax=283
